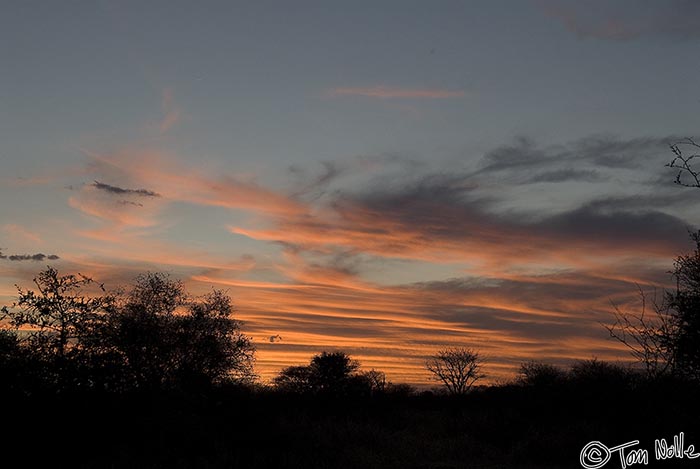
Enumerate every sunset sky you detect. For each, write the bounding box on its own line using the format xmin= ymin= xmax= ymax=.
xmin=2 ymin=0 xmax=700 ymax=384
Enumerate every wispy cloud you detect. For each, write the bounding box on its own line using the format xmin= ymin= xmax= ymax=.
xmin=5 ymin=130 xmax=693 ymax=385
xmin=84 ymin=149 xmax=306 ymax=217
xmin=158 ymin=87 xmax=181 ymax=134
xmin=2 ymin=224 xmax=42 ymax=244
xmin=537 ymin=0 xmax=700 ymax=41
xmin=328 ymin=86 xmax=466 ymax=99
xmin=193 ymin=257 xmax=649 ymax=383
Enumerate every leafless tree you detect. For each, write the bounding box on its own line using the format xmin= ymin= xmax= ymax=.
xmin=605 ymin=286 xmax=678 ymax=380
xmin=426 ymin=347 xmax=485 ymax=395
xmin=667 ymin=137 xmax=700 ymax=188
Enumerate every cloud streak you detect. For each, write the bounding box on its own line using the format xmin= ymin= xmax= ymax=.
xmin=0 ymin=250 xmax=59 ymax=262
xmin=328 ymin=86 xmax=466 ymax=99
xmin=92 ymin=181 xmax=161 ymax=198
xmin=158 ymin=88 xmax=181 ymax=134
xmin=538 ymin=0 xmax=700 ymax=41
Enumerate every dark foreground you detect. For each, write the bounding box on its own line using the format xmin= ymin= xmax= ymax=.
xmin=3 ymin=380 xmax=698 ymax=469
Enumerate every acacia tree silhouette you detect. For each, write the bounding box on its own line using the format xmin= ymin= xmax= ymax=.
xmin=273 ymin=351 xmax=386 ymax=396
xmin=426 ymin=347 xmax=485 ymax=395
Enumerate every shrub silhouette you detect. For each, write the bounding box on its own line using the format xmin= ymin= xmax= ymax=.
xmin=517 ymin=361 xmax=567 ymax=387
xmin=569 ymin=358 xmax=634 ymax=389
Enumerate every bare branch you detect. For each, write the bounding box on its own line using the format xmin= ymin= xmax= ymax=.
xmin=666 ymin=138 xmax=700 ymax=188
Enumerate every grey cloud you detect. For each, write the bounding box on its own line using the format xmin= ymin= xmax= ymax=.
xmin=405 ymin=271 xmax=667 ymax=341
xmin=538 ymin=0 xmax=700 ymax=41
xmin=92 ymin=180 xmax=161 ymax=198
xmin=0 ymin=252 xmax=60 ymax=261
xmin=323 ymin=163 xmax=693 ymax=258
xmin=478 ymin=135 xmax=674 ymax=177
xmin=535 ymin=203 xmax=692 ymax=249
xmin=117 ymin=200 xmax=144 ymax=207
xmin=528 ymin=168 xmax=605 ymax=183
xmin=290 ymin=154 xmax=424 ymax=201
xmin=290 ymin=161 xmax=344 ymax=200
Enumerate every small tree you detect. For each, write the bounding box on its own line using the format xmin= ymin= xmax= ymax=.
xmin=308 ymin=351 xmax=360 ymax=394
xmin=360 ymin=369 xmax=387 ymax=394
xmin=1 ymin=267 xmax=113 ymax=359
xmin=272 ymin=365 xmax=313 ymax=393
xmin=273 ymin=351 xmax=375 ymax=396
xmin=426 ymin=347 xmax=485 ymax=395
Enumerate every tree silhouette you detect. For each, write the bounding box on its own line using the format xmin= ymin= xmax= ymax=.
xmin=607 ymin=232 xmax=700 ymax=381
xmin=517 ymin=361 xmax=567 ymax=387
xmin=426 ymin=347 xmax=485 ymax=395
xmin=2 ymin=267 xmax=113 ymax=359
xmin=360 ymin=369 xmax=387 ymax=394
xmin=273 ymin=351 xmax=381 ymax=396
xmin=0 ymin=267 xmax=115 ymax=390
xmin=308 ymin=351 xmax=360 ymax=394
xmin=666 ymin=232 xmax=700 ymax=380
xmin=1 ymin=268 xmax=255 ymax=393
xmin=272 ymin=365 xmax=313 ymax=393
xmin=606 ymin=287 xmax=677 ymax=379
xmin=101 ymin=272 xmax=256 ymax=391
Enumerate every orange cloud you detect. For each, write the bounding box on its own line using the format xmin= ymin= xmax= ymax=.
xmin=158 ymin=88 xmax=181 ymax=134
xmin=328 ymin=86 xmax=466 ymax=99
xmin=83 ymin=149 xmax=306 ymax=217
xmin=189 ymin=255 xmax=645 ymax=385
xmin=2 ymin=224 xmax=42 ymax=245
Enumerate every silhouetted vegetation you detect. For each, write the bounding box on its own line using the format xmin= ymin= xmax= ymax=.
xmin=273 ymin=351 xmax=387 ymax=397
xmin=0 ymin=268 xmax=254 ymax=395
xmin=607 ymin=231 xmax=700 ymax=382
xmin=426 ymin=347 xmax=485 ymax=395
xmin=1 ymin=263 xmax=698 ymax=468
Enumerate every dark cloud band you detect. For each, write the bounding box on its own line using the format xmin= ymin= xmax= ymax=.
xmin=0 ymin=250 xmax=59 ymax=261
xmin=93 ymin=180 xmax=161 ymax=198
